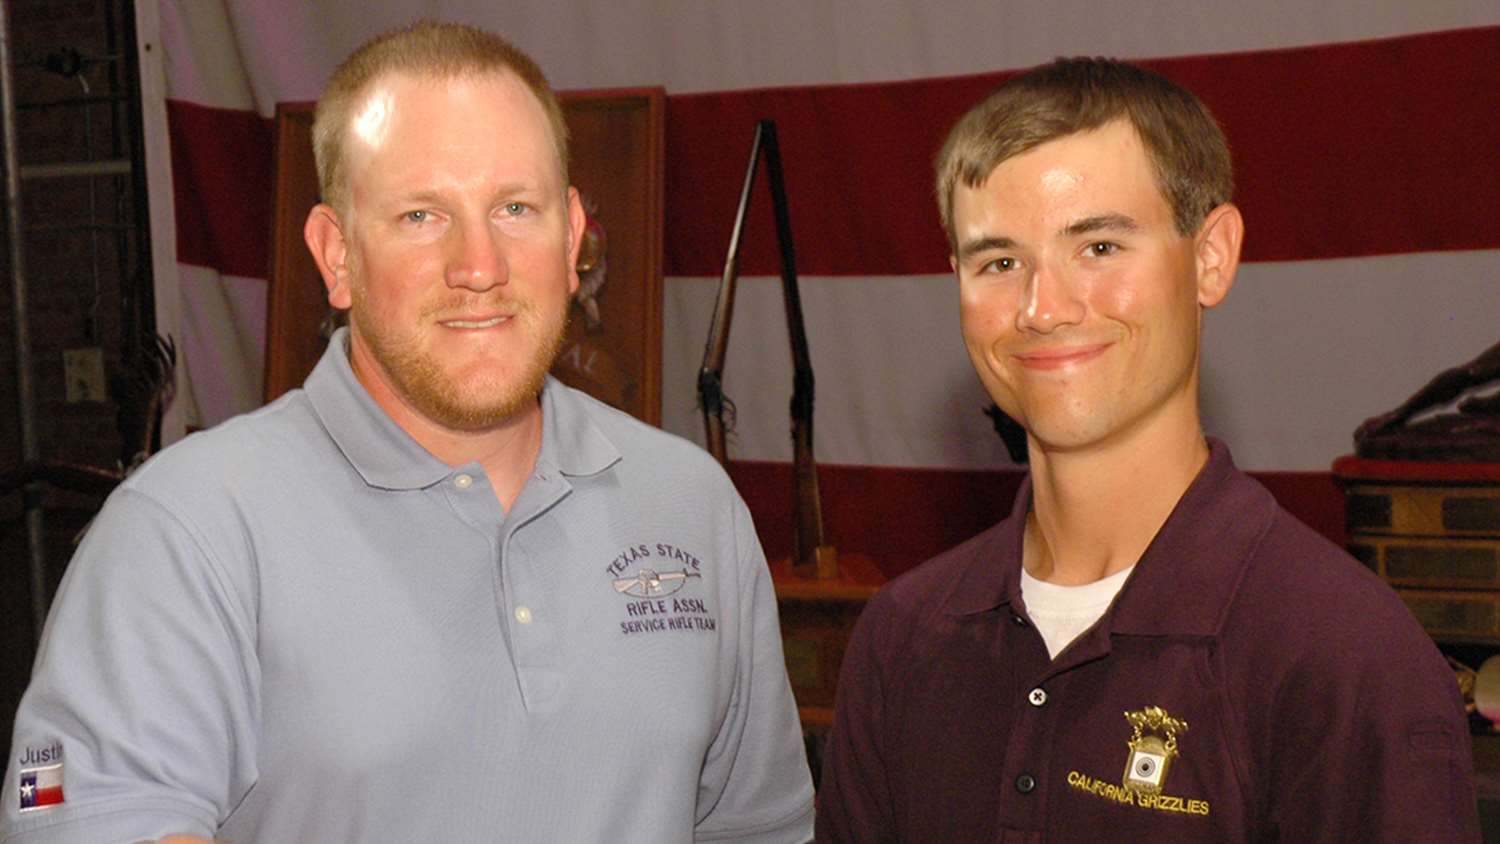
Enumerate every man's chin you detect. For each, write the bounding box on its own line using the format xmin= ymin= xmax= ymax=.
xmin=402 ymin=370 xmax=550 ymax=431
xmin=1014 ymin=417 xmax=1113 ymax=456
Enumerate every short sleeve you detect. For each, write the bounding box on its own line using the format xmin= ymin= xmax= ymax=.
xmin=1261 ymin=602 xmax=1480 ymax=842
xmin=815 ymin=591 xmax=898 ymax=844
xmin=693 ymin=499 xmax=814 ymax=843
xmin=2 ymin=487 xmax=259 ymax=842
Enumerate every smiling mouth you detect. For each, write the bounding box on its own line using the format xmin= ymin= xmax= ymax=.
xmin=1014 ymin=343 xmax=1111 ymax=370
xmin=440 ymin=316 xmax=510 ymax=329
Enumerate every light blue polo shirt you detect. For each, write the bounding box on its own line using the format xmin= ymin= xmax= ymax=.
xmin=3 ymin=331 xmax=814 ymax=843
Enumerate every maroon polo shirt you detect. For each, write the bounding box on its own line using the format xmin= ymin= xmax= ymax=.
xmin=817 ymin=440 xmax=1478 ymax=842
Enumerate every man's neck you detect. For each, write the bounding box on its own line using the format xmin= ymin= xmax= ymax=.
xmin=1023 ymin=415 xmax=1209 ymax=586
xmin=349 ymin=345 xmax=546 ymax=513
xmin=396 ymin=403 xmax=544 ymax=513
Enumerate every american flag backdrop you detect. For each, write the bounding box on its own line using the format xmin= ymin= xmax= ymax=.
xmin=138 ymin=1 xmax=1500 ymax=573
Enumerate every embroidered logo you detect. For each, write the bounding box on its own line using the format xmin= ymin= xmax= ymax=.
xmin=604 ymin=542 xmax=717 ymax=636
xmin=613 ymin=568 xmax=700 ymax=597
xmin=1065 ymin=705 xmax=1208 ymax=817
xmin=18 ymin=763 xmax=64 ymax=812
xmin=1122 ymin=706 xmax=1188 ymax=795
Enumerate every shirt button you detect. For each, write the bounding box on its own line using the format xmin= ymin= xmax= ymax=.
xmin=514 ymin=605 xmax=533 ymax=624
xmin=1028 ymin=687 xmax=1047 ymax=707
xmin=1011 ymin=613 xmax=1028 ymax=627
xmin=453 ymin=473 xmax=474 ymax=489
xmin=1015 ymin=773 xmax=1036 ymax=794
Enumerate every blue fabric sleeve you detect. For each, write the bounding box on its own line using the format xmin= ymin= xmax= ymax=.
xmin=3 ymin=486 xmax=259 ymax=842
xmin=693 ymin=496 xmax=814 ymax=843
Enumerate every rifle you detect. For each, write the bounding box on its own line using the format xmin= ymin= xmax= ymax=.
xmin=698 ymin=120 xmax=838 ymax=579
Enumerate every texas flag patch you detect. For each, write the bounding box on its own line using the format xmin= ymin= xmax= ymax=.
xmin=18 ymin=764 xmax=64 ymax=812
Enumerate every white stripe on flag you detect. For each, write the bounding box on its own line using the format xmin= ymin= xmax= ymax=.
xmin=178 ymin=264 xmax=268 ymax=430
xmin=663 ymin=249 xmax=1500 ymax=471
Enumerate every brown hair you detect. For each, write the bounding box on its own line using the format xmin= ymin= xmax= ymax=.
xmin=935 ymin=57 xmax=1232 ymax=246
xmin=312 ymin=21 xmax=569 ymax=213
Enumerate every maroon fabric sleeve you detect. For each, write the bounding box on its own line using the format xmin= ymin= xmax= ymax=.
xmin=816 ymin=595 xmax=900 ymax=843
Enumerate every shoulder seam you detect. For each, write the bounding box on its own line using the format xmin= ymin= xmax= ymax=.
xmin=106 ymin=487 xmax=259 ymax=703
xmin=1208 ymin=499 xmax=1279 ymax=639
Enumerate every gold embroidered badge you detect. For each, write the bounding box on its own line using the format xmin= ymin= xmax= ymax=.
xmin=1122 ymin=706 xmax=1188 ymax=796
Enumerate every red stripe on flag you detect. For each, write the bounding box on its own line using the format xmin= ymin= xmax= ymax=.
xmin=665 ymin=75 xmax=985 ymax=281
xmin=32 ymin=785 xmax=63 ymax=807
xmin=167 ymin=27 xmax=1500 ymax=284
xmin=665 ymin=25 xmax=1500 ymax=277
xmin=167 ymin=100 xmax=275 ymax=279
xmin=1170 ymin=27 xmax=1500 ymax=265
xmin=728 ymin=461 xmax=1025 ymax=581
xmin=729 ymin=462 xmax=1346 ymax=579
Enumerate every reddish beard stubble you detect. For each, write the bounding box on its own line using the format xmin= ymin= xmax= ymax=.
xmin=349 ymin=280 xmax=570 ymax=431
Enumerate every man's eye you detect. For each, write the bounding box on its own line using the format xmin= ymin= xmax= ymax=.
xmin=1089 ymin=242 xmax=1118 ymax=256
xmin=403 ymin=210 xmax=428 ymax=224
xmin=503 ymin=202 xmax=528 ymax=216
xmin=983 ymin=257 xmax=1016 ymax=273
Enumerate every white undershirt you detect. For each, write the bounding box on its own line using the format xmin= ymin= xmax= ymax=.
xmin=1020 ymin=564 xmax=1135 ymax=659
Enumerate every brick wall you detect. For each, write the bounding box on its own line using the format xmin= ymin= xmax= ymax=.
xmin=1 ymin=0 xmax=146 ymax=755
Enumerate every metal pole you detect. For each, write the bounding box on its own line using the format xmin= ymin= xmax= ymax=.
xmin=119 ymin=0 xmax=159 ymax=420
xmin=0 ymin=0 xmax=53 ymax=639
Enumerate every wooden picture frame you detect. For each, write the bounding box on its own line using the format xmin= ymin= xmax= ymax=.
xmin=262 ymin=88 xmax=666 ymax=426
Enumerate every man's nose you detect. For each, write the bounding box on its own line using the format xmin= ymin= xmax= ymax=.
xmin=444 ymin=220 xmax=509 ymax=291
xmin=1014 ymin=261 xmax=1084 ymax=333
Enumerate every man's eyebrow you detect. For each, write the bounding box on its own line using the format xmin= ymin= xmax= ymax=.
xmin=956 ymin=235 xmax=1016 ymax=262
xmin=398 ymin=190 xmax=445 ymax=205
xmin=383 ymin=185 xmax=550 ymax=214
xmin=1062 ymin=213 xmax=1139 ymax=237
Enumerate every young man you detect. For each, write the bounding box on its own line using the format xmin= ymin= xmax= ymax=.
xmin=3 ymin=23 xmax=813 ymax=843
xmin=816 ymin=58 xmax=1478 ymax=842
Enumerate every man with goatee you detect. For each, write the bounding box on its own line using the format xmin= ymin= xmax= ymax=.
xmin=4 ymin=22 xmax=811 ymax=843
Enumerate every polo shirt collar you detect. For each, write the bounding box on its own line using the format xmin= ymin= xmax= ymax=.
xmin=941 ymin=476 xmax=1030 ymax=616
xmin=305 ymin=329 xmax=621 ymax=489
xmin=305 ymin=330 xmax=452 ymax=490
xmin=939 ymin=438 xmax=1276 ymax=639
xmin=1107 ymin=438 xmax=1275 ymax=637
xmin=533 ymin=374 xmax=621 ymax=479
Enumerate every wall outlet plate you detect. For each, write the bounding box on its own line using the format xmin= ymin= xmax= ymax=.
xmin=63 ymin=346 xmax=107 ymax=403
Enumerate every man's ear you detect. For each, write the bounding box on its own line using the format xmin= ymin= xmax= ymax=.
xmin=304 ymin=203 xmax=353 ymax=309
xmin=1194 ymin=202 xmax=1243 ymax=309
xmin=565 ymin=186 xmax=586 ymax=295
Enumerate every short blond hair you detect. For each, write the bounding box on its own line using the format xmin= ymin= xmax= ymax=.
xmin=936 ymin=58 xmax=1232 ymax=247
xmin=312 ymin=21 xmax=569 ymax=212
